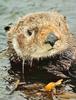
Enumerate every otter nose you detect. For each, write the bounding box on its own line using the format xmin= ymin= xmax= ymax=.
xmin=45 ymin=32 xmax=58 ymax=46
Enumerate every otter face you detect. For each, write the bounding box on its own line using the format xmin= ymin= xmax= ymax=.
xmin=8 ymin=11 xmax=69 ymax=59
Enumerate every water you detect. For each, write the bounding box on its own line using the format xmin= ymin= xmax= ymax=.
xmin=0 ymin=0 xmax=76 ymax=100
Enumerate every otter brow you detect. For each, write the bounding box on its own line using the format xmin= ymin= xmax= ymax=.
xmin=27 ymin=27 xmax=38 ymax=35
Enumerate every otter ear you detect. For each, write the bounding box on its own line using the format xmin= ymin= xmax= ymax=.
xmin=4 ymin=23 xmax=13 ymax=32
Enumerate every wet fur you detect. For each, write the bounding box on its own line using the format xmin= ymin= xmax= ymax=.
xmin=6 ymin=11 xmax=76 ymax=81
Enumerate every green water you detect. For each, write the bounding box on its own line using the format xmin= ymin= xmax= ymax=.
xmin=0 ymin=0 xmax=76 ymax=100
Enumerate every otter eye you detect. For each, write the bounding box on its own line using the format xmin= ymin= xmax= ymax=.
xmin=26 ymin=27 xmax=38 ymax=37
xmin=27 ymin=30 xmax=32 ymax=36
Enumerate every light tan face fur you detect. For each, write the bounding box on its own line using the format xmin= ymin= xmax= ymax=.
xmin=8 ymin=11 xmax=70 ymax=59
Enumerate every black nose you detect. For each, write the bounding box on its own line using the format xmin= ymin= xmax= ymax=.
xmin=45 ymin=32 xmax=58 ymax=46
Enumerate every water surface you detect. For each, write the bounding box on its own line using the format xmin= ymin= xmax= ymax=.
xmin=0 ymin=0 xmax=76 ymax=100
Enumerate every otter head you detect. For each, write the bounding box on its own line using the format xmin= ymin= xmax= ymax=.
xmin=7 ymin=11 xmax=69 ymax=60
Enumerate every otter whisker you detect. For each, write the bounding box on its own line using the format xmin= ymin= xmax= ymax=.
xmin=22 ymin=58 xmax=25 ymax=81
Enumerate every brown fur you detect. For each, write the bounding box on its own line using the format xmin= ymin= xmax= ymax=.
xmin=6 ymin=11 xmax=76 ymax=80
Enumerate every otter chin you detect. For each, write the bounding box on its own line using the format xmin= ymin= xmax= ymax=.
xmin=5 ymin=11 xmax=76 ymax=80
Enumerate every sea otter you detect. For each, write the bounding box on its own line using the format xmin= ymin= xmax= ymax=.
xmin=5 ymin=11 xmax=76 ymax=81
